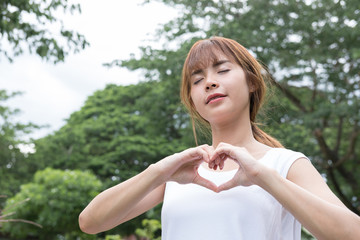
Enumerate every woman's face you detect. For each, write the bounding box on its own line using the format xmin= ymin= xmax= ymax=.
xmin=189 ymin=55 xmax=252 ymax=126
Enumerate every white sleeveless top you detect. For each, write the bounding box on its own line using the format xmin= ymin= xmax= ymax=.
xmin=161 ymin=148 xmax=308 ymax=240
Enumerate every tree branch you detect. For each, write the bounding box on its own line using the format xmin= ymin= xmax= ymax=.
xmin=327 ymin=168 xmax=359 ymax=215
xmin=313 ymin=128 xmax=338 ymax=166
xmin=337 ymin=122 xmax=359 ymax=167
xmin=3 ymin=198 xmax=30 ymax=212
xmin=310 ymin=60 xmax=318 ymax=112
xmin=0 ymin=212 xmax=15 ymax=220
xmin=334 ymin=116 xmax=344 ymax=155
xmin=0 ymin=219 xmax=42 ymax=228
xmin=337 ymin=165 xmax=358 ymax=192
xmin=268 ymin=75 xmax=308 ymax=113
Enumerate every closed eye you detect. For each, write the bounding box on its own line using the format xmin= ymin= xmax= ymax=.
xmin=218 ymin=69 xmax=230 ymax=74
xmin=193 ymin=78 xmax=204 ymax=85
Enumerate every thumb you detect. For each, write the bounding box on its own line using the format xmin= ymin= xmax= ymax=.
xmin=217 ymin=177 xmax=238 ymax=192
xmin=193 ymin=175 xmax=218 ymax=192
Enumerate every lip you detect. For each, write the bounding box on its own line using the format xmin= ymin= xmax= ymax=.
xmin=206 ymin=93 xmax=227 ymax=104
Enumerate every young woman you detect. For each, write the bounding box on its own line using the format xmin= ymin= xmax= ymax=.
xmin=79 ymin=36 xmax=360 ymax=239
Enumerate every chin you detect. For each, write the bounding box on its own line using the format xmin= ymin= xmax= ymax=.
xmin=207 ymin=109 xmax=246 ymax=126
xmin=207 ymin=114 xmax=233 ymax=126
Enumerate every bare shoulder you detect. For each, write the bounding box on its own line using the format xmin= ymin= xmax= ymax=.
xmin=287 ymin=158 xmax=346 ymax=208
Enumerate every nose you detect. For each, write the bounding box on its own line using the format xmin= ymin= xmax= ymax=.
xmin=205 ymin=77 xmax=219 ymax=91
xmin=206 ymin=83 xmax=218 ymax=90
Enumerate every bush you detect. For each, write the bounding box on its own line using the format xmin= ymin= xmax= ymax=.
xmin=1 ymin=168 xmax=102 ymax=239
xmin=135 ymin=218 xmax=161 ymax=240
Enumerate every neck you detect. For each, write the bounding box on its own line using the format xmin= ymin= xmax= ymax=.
xmin=211 ymin=117 xmax=256 ymax=148
xmin=210 ymin=118 xmax=272 ymax=162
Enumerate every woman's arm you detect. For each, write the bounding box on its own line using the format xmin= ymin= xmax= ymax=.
xmin=79 ymin=145 xmax=217 ymax=234
xmin=79 ymin=164 xmax=165 ymax=234
xmin=261 ymin=158 xmax=360 ymax=240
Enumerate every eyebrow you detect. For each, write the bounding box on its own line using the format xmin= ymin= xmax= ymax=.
xmin=191 ymin=60 xmax=230 ymax=76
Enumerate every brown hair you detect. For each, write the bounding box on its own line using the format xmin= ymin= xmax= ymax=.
xmin=180 ymin=36 xmax=283 ymax=148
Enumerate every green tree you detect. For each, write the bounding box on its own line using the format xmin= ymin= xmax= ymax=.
xmin=135 ymin=218 xmax=162 ymax=240
xmin=25 ymin=1 xmax=359 ymax=237
xmin=29 ymin=82 xmax=192 ymax=235
xmin=0 ymin=90 xmax=40 ymax=200
xmin=116 ymin=0 xmax=359 ymax=214
xmin=1 ymin=168 xmax=101 ymax=239
xmin=32 ymin=83 xmax=191 ymax=185
xmin=0 ymin=0 xmax=89 ymax=63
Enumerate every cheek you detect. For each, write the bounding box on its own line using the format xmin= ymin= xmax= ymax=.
xmin=189 ymin=89 xmax=197 ymax=106
xmin=190 ymin=91 xmax=205 ymax=116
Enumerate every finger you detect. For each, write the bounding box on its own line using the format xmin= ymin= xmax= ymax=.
xmin=202 ymin=146 xmax=216 ymax=164
xmin=212 ymin=146 xmax=237 ymax=163
xmin=193 ymin=175 xmax=218 ymax=192
xmin=209 ymin=160 xmax=218 ymax=170
xmin=200 ymin=144 xmax=213 ymax=155
xmin=219 ymin=157 xmax=225 ymax=170
xmin=209 ymin=158 xmax=215 ymax=169
xmin=217 ymin=153 xmax=227 ymax=170
xmin=186 ymin=148 xmax=208 ymax=162
xmin=209 ymin=154 xmax=225 ymax=170
xmin=210 ymin=152 xmax=225 ymax=166
xmin=215 ymin=154 xmax=221 ymax=166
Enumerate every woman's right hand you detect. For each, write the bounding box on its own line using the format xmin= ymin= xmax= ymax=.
xmin=155 ymin=145 xmax=217 ymax=192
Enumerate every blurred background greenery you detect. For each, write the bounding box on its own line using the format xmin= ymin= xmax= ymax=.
xmin=1 ymin=0 xmax=359 ymax=239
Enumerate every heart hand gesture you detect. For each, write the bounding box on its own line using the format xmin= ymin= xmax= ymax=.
xmin=156 ymin=143 xmax=269 ymax=193
xmin=209 ymin=142 xmax=266 ymax=192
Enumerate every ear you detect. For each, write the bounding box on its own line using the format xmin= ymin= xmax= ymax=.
xmin=248 ymin=81 xmax=256 ymax=93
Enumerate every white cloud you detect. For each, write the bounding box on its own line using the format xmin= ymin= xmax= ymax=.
xmin=0 ymin=0 xmax=177 ymax=141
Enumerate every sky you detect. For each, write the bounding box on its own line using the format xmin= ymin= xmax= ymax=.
xmin=0 ymin=0 xmax=177 ymax=145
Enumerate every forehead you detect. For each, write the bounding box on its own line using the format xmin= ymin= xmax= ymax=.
xmin=186 ymin=41 xmax=235 ymax=75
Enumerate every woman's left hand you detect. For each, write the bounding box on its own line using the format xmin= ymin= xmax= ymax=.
xmin=209 ymin=142 xmax=267 ymax=191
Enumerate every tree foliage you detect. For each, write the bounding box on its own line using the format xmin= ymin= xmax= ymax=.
xmin=122 ymin=0 xmax=360 ymax=213
xmin=135 ymin=218 xmax=162 ymax=240
xmin=6 ymin=0 xmax=358 ymax=237
xmin=1 ymin=168 xmax=101 ymax=239
xmin=0 ymin=0 xmax=89 ymax=63
xmin=29 ymin=82 xmax=194 ymax=235
xmin=0 ymin=90 xmax=40 ymax=200
xmin=32 ymin=83 xmax=192 ymax=184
